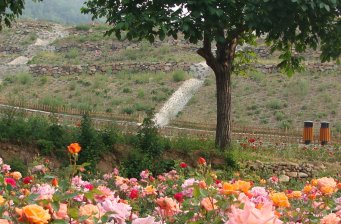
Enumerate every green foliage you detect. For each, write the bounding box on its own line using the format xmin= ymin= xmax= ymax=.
xmin=335 ymin=122 xmax=341 ymax=133
xmin=65 ymin=48 xmax=79 ymax=59
xmin=172 ymin=71 xmax=186 ymax=82
xmin=136 ymin=110 xmax=164 ymax=157
xmin=267 ymin=99 xmax=282 ymax=110
xmin=122 ymin=107 xmax=134 ymax=115
xmin=37 ymin=139 xmax=54 ymax=156
xmin=77 ymin=113 xmax=104 ymax=167
xmin=122 ymin=88 xmax=132 ymax=93
xmin=123 ymin=110 xmax=173 ymax=178
xmin=7 ymin=158 xmax=28 ymax=176
xmin=75 ymin=24 xmax=91 ymax=31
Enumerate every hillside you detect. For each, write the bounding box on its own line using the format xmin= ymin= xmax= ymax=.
xmin=21 ymin=0 xmax=92 ymax=24
xmin=0 ymin=20 xmax=341 ymax=133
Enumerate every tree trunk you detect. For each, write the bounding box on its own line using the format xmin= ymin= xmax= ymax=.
xmin=214 ymin=66 xmax=232 ymax=149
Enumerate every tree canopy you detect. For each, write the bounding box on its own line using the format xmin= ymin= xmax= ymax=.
xmin=83 ymin=0 xmax=341 ymax=71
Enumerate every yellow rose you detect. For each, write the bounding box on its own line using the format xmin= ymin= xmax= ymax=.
xmin=16 ymin=204 xmax=51 ymax=224
xmin=270 ymin=192 xmax=290 ymax=208
xmin=0 ymin=195 xmax=5 ymax=205
xmin=144 ymin=185 xmax=156 ymax=195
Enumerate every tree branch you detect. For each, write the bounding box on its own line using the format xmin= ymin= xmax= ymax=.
xmin=197 ymin=31 xmax=216 ymax=67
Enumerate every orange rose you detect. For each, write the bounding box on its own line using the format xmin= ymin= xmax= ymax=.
xmin=67 ymin=143 xmax=81 ymax=154
xmin=303 ymin=184 xmax=313 ymax=194
xmin=317 ymin=177 xmax=337 ymax=195
xmin=11 ymin=171 xmax=22 ymax=180
xmin=199 ymin=181 xmax=207 ymax=189
xmin=292 ymin=191 xmax=302 ymax=198
xmin=79 ymin=204 xmax=100 ymax=224
xmin=16 ymin=204 xmax=51 ymax=224
xmin=221 ymin=182 xmax=237 ymax=195
xmin=235 ymin=180 xmax=251 ymax=193
xmin=320 ymin=186 xmax=335 ymax=195
xmin=311 ymin=179 xmax=318 ymax=186
xmin=201 ymin=197 xmax=217 ymax=211
xmin=198 ymin=157 xmax=206 ymax=165
xmin=270 ymin=192 xmax=290 ymax=208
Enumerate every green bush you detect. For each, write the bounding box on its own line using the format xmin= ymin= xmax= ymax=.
xmin=75 ymin=24 xmax=91 ymax=31
xmin=37 ymin=139 xmax=54 ymax=156
xmin=77 ymin=114 xmax=101 ymax=166
xmin=17 ymin=73 xmax=33 ymax=85
xmin=8 ymin=158 xmax=28 ymax=176
xmin=172 ymin=71 xmax=186 ymax=82
xmin=65 ymin=48 xmax=79 ymax=59
xmin=267 ymin=99 xmax=282 ymax=110
xmin=122 ymin=88 xmax=132 ymax=93
xmin=122 ymin=107 xmax=135 ymax=114
xmin=137 ymin=110 xmax=165 ymax=157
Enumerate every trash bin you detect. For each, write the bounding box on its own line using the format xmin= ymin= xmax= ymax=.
xmin=319 ymin=121 xmax=330 ymax=145
xmin=303 ymin=121 xmax=313 ymax=144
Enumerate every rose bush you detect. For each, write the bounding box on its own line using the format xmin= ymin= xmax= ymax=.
xmin=0 ymin=143 xmax=340 ymax=223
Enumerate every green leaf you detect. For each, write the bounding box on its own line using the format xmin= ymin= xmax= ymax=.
xmin=67 ymin=207 xmax=79 ymax=219
xmin=324 ymin=4 xmax=330 ymax=11
xmin=51 ymin=220 xmax=68 ymax=224
xmin=51 ymin=201 xmax=60 ymax=212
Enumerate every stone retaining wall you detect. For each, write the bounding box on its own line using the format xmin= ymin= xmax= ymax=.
xmin=246 ymin=160 xmax=326 ymax=182
xmin=29 ymin=62 xmax=192 ymax=76
xmin=28 ymin=61 xmax=340 ymax=76
xmin=0 ymin=46 xmax=22 ymax=54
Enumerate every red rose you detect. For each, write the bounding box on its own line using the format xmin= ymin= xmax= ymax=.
xmin=22 ymin=176 xmax=33 ymax=185
xmin=5 ymin=178 xmax=16 ymax=187
xmin=129 ymin=189 xmax=139 ymax=199
xmin=180 ymin=162 xmax=187 ymax=168
xmin=84 ymin=184 xmax=94 ymax=191
xmin=174 ymin=192 xmax=184 ymax=203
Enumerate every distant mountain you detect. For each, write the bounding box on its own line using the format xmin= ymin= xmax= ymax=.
xmin=21 ymin=0 xmax=93 ymax=24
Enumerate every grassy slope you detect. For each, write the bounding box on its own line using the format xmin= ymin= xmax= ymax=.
xmin=0 ymin=20 xmax=341 ymax=133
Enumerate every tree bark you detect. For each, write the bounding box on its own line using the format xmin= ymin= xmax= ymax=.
xmin=214 ymin=66 xmax=232 ymax=149
xmin=197 ymin=35 xmax=237 ymax=150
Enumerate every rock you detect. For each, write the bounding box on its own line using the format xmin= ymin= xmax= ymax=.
xmin=279 ymin=175 xmax=290 ymax=182
xmin=317 ymin=164 xmax=326 ymax=170
xmin=298 ymin=172 xmax=309 ymax=178
xmin=287 ymin=172 xmax=298 ymax=177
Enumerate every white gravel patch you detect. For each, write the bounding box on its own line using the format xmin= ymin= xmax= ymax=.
xmin=8 ymin=56 xmax=29 ymax=65
xmin=154 ymin=62 xmax=212 ymax=127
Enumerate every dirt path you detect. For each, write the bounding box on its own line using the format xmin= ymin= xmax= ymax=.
xmin=154 ymin=62 xmax=212 ymax=127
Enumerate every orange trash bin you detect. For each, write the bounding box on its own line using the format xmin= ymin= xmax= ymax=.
xmin=303 ymin=121 xmax=313 ymax=144
xmin=319 ymin=122 xmax=330 ymax=145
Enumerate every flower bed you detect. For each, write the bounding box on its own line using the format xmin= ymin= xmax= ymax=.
xmin=0 ymin=144 xmax=340 ymax=224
